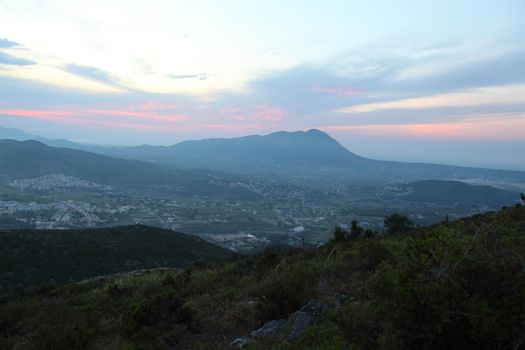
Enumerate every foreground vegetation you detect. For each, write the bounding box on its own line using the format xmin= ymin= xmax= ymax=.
xmin=1 ymin=205 xmax=524 ymax=349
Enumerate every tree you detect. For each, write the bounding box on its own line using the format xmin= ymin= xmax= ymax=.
xmin=333 ymin=226 xmax=346 ymax=242
xmin=384 ymin=213 xmax=414 ymax=235
xmin=350 ymin=220 xmax=364 ymax=238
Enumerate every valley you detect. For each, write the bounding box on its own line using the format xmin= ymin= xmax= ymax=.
xmin=0 ymin=130 xmax=522 ymax=252
xmin=0 ymin=171 xmax=519 ymax=252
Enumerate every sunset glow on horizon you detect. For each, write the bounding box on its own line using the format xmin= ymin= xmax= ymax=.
xmin=1 ymin=0 xmax=524 ymax=169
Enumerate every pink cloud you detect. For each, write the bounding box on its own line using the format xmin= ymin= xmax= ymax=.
xmin=86 ymin=109 xmax=188 ymax=122
xmin=320 ymin=116 xmax=525 ymax=141
xmin=0 ymin=108 xmax=167 ymax=130
xmin=311 ymin=84 xmax=362 ymax=96
xmin=0 ymin=109 xmax=74 ymax=118
xmin=136 ymin=102 xmax=181 ymax=111
xmin=219 ymin=107 xmax=242 ymax=115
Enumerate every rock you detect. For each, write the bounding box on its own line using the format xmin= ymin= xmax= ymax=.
xmin=334 ymin=292 xmax=348 ymax=306
xmin=230 ymin=337 xmax=252 ymax=348
xmin=287 ymin=300 xmax=327 ymax=341
xmin=250 ymin=319 xmax=287 ymax=339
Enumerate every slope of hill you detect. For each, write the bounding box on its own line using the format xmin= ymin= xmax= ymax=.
xmin=0 ymin=127 xmax=39 ymax=141
xmin=0 ymin=126 xmax=82 ymax=149
xmin=0 ymin=225 xmax=233 ymax=294
xmin=0 ymin=139 xmax=257 ymax=197
xmin=1 ymin=206 xmax=524 ymax=349
xmin=383 ymin=179 xmax=519 ymax=206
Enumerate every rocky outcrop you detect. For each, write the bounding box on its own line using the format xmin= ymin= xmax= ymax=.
xmin=229 ymin=337 xmax=252 ymax=349
xmin=250 ymin=319 xmax=287 ymax=339
xmin=287 ymin=300 xmax=327 ymax=341
xmin=230 ymin=299 xmax=328 ymax=348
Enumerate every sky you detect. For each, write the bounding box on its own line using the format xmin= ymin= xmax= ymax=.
xmin=0 ymin=0 xmax=524 ymax=170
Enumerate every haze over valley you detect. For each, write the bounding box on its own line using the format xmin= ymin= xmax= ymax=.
xmin=1 ymin=127 xmax=522 ymax=251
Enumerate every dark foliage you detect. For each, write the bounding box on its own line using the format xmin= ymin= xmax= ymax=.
xmin=384 ymin=212 xmax=415 ymax=235
xmin=1 ymin=206 xmax=524 ymax=349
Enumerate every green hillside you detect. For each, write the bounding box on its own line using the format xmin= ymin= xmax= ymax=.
xmin=1 ymin=205 xmax=524 ymax=349
xmin=0 ymin=225 xmax=233 ymax=294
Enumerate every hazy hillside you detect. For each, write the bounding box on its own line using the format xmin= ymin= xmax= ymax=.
xmin=0 ymin=225 xmax=233 ymax=294
xmin=1 ymin=205 xmax=523 ymax=349
xmin=0 ymin=139 xmax=257 ymax=197
xmin=383 ymin=179 xmax=519 ymax=206
xmin=0 ymin=127 xmax=39 ymax=141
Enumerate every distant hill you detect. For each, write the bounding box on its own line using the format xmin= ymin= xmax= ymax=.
xmin=0 ymin=225 xmax=233 ymax=294
xmin=0 ymin=126 xmax=39 ymax=140
xmin=0 ymin=139 xmax=257 ymax=197
xmin=0 ymin=126 xmax=82 ymax=149
xmin=383 ymin=180 xmax=519 ymax=207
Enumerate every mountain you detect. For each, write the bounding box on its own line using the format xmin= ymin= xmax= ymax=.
xmin=2 ymin=127 xmax=525 ymax=190
xmin=92 ymin=129 xmax=525 ymax=190
xmin=0 ymin=126 xmax=39 ymax=140
xmin=0 ymin=224 xmax=233 ymax=294
xmin=84 ymin=129 xmax=367 ymax=171
xmin=164 ymin=129 xmax=367 ymax=169
xmin=0 ymin=139 xmax=257 ymax=197
xmin=383 ymin=180 xmax=519 ymax=206
xmin=0 ymin=126 xmax=83 ymax=149
xmin=1 ymin=205 xmax=524 ymax=349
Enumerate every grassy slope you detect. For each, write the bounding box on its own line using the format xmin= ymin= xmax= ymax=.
xmin=0 ymin=225 xmax=233 ymax=294
xmin=1 ymin=206 xmax=524 ymax=349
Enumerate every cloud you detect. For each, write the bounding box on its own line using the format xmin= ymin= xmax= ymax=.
xmin=338 ymin=84 xmax=525 ymax=114
xmin=166 ymin=73 xmax=208 ymax=80
xmin=311 ymin=84 xmax=362 ymax=97
xmin=0 ymin=51 xmax=35 ymax=66
xmin=220 ymin=105 xmax=286 ymax=123
xmin=320 ymin=115 xmax=525 ymax=141
xmin=388 ymin=49 xmax=525 ymax=96
xmin=63 ymin=63 xmax=126 ymax=89
xmin=0 ymin=38 xmax=20 ymax=48
xmin=1 ymin=43 xmax=525 ymax=144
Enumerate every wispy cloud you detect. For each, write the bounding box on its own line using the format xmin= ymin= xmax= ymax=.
xmin=63 ymin=63 xmax=126 ymax=89
xmin=166 ymin=73 xmax=209 ymax=80
xmin=337 ymin=84 xmax=525 ymax=113
xmin=0 ymin=38 xmax=20 ymax=48
xmin=0 ymin=52 xmax=35 ymax=66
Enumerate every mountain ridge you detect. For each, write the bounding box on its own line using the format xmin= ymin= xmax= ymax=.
xmin=1 ymin=127 xmax=524 ymax=190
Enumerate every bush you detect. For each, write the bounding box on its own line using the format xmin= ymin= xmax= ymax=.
xmin=255 ymin=263 xmax=318 ymax=319
xmin=384 ymin=213 xmax=414 ymax=235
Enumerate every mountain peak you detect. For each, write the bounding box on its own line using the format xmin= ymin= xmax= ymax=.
xmin=306 ymin=128 xmax=328 ymax=136
xmin=265 ymin=128 xmax=334 ymax=141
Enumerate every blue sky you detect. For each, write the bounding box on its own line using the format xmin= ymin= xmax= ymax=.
xmin=0 ymin=0 xmax=524 ymax=169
